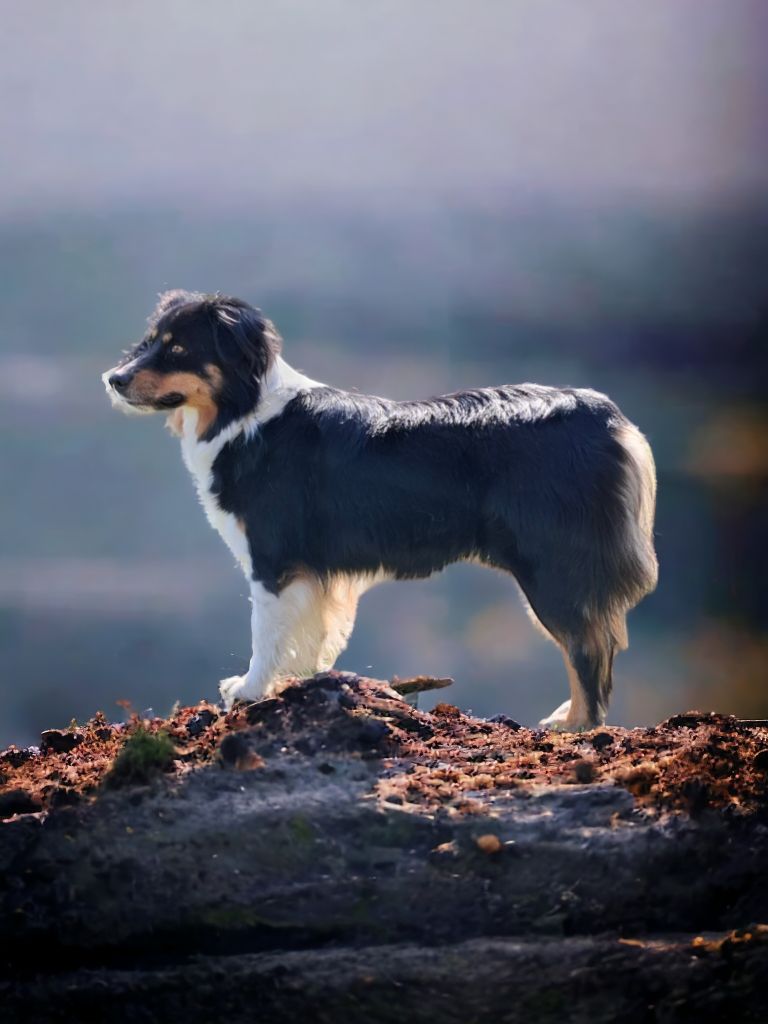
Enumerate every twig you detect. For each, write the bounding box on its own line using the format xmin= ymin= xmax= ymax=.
xmin=390 ymin=675 xmax=454 ymax=696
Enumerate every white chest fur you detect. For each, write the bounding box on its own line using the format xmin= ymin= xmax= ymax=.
xmin=179 ymin=409 xmax=253 ymax=578
xmin=176 ymin=359 xmax=323 ymax=582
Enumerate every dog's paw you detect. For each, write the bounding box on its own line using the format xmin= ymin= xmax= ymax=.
xmin=539 ymin=699 xmax=595 ymax=733
xmin=539 ymin=699 xmax=572 ymax=729
xmin=219 ymin=675 xmax=246 ymax=709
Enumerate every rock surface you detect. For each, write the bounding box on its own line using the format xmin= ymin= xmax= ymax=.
xmin=1 ymin=672 xmax=767 ymax=1022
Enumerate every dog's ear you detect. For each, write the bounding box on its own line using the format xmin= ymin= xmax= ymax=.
xmin=210 ymin=298 xmax=282 ymax=381
xmin=149 ymin=289 xmax=201 ymax=329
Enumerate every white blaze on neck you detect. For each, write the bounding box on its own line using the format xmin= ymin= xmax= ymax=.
xmin=253 ymin=356 xmax=324 ymax=426
xmin=178 ymin=408 xmax=252 ymax=577
xmin=177 ymin=357 xmax=323 ymax=578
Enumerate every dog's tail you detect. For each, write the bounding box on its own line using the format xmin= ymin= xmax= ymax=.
xmin=614 ymin=419 xmax=658 ymax=615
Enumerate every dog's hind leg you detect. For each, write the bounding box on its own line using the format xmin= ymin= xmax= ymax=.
xmin=496 ymin=418 xmax=656 ymax=729
xmin=538 ymin=617 xmax=620 ymax=731
xmin=516 ymin=578 xmax=624 ymax=730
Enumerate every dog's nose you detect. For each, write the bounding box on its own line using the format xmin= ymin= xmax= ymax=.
xmin=109 ymin=371 xmax=133 ymax=392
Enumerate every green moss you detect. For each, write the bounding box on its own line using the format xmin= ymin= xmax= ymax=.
xmin=104 ymin=727 xmax=176 ymax=789
xmin=289 ymin=815 xmax=316 ymax=845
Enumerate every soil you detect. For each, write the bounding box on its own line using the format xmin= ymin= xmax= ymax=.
xmin=1 ymin=671 xmax=767 ymax=1022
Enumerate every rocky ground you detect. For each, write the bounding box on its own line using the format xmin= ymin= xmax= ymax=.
xmin=1 ymin=672 xmax=767 ymax=1023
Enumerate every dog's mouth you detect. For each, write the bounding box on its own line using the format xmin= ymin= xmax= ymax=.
xmin=103 ymin=369 xmax=188 ymax=414
xmin=155 ymin=392 xmax=186 ymax=409
xmin=120 ymin=392 xmax=187 ymax=412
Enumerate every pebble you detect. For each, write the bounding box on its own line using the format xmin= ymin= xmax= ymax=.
xmin=0 ymin=789 xmax=42 ymax=818
xmin=475 ymin=833 xmax=503 ymax=854
xmin=186 ymin=708 xmax=218 ymax=736
xmin=591 ymin=732 xmax=614 ymax=752
xmin=489 ymin=714 xmax=522 ymax=731
xmin=40 ymin=730 xmax=84 ymax=755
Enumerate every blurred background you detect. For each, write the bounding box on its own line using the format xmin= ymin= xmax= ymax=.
xmin=1 ymin=1 xmax=766 ymax=746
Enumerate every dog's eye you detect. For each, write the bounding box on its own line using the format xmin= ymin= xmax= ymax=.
xmin=170 ymin=344 xmax=186 ymax=356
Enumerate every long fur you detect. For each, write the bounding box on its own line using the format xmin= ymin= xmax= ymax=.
xmin=103 ymin=291 xmax=658 ymax=728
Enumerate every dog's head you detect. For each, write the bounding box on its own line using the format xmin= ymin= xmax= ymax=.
xmin=102 ymin=291 xmax=281 ymax=440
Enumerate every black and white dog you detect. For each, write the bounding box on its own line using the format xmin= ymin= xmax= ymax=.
xmin=103 ymin=291 xmax=657 ymax=729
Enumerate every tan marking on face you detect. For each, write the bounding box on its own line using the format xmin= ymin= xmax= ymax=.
xmin=162 ymin=332 xmax=173 ymax=343
xmin=128 ymin=363 xmax=223 ymax=439
xmin=149 ymin=328 xmax=158 ymax=340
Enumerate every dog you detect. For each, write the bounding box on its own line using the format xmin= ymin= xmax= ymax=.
xmin=103 ymin=290 xmax=658 ymax=729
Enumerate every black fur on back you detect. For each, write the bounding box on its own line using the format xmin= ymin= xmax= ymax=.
xmin=215 ymin=386 xmax=631 ymax=585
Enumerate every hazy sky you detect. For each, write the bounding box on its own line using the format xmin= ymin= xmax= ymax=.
xmin=2 ymin=0 xmax=766 ymax=215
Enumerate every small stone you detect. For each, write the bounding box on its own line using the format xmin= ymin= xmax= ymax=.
xmin=0 ymin=789 xmax=42 ymax=818
xmin=489 ymin=714 xmax=522 ymax=731
xmin=591 ymin=732 xmax=614 ymax=752
xmin=40 ymin=730 xmax=84 ymax=754
xmin=186 ymin=708 xmax=218 ymax=736
xmin=475 ymin=833 xmax=503 ymax=854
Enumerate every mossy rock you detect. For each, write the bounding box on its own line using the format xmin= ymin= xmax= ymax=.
xmin=104 ymin=728 xmax=176 ymax=789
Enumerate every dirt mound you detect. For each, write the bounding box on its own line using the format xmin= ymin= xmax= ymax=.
xmin=2 ymin=672 xmax=766 ymax=820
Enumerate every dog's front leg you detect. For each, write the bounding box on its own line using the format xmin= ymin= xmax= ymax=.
xmin=220 ymin=577 xmax=326 ymax=708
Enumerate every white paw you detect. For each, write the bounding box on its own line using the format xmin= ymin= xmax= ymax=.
xmin=539 ymin=699 xmax=572 ymax=730
xmin=539 ymin=699 xmax=598 ymax=732
xmin=538 ymin=699 xmax=595 ymax=732
xmin=219 ymin=674 xmax=247 ymax=709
